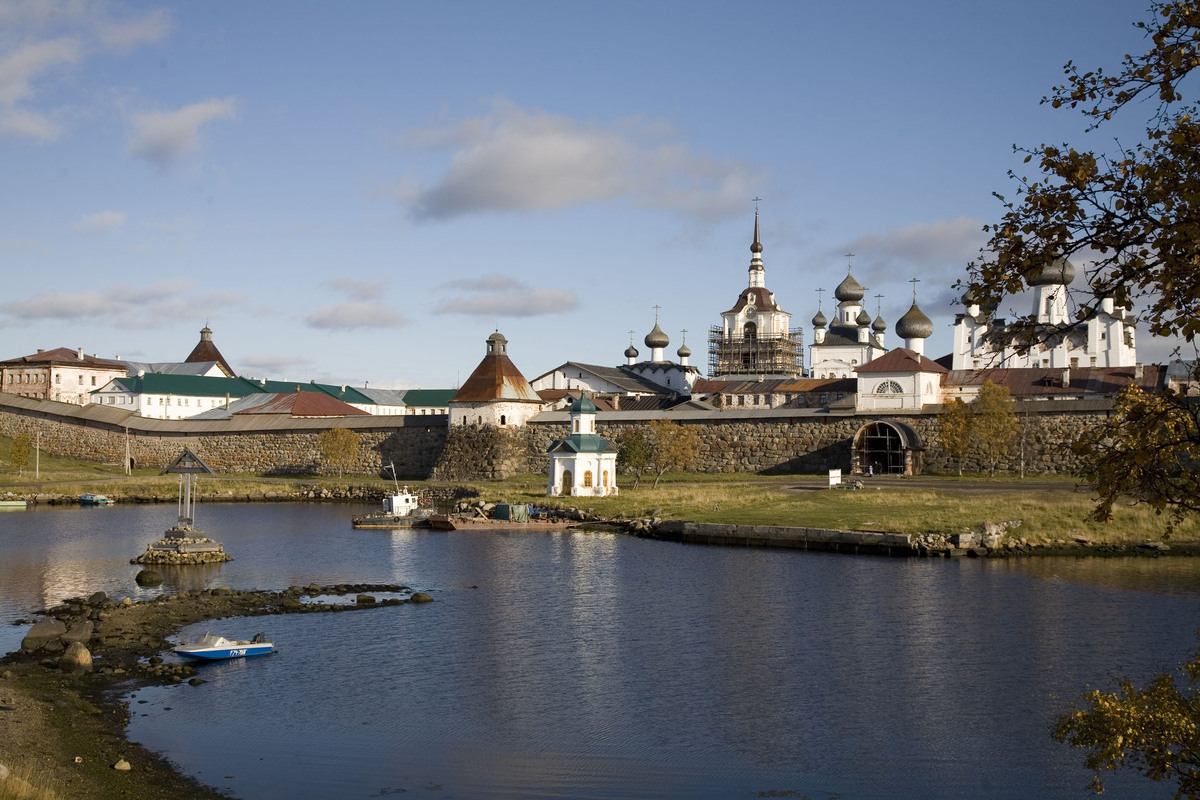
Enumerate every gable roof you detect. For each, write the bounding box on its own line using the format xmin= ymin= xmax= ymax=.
xmin=1 ymin=347 xmax=125 ymax=370
xmin=817 ymin=324 xmax=884 ymax=349
xmin=109 ymin=373 xmax=258 ymax=398
xmin=530 ymin=362 xmax=675 ymax=395
xmin=233 ymin=392 xmax=369 ymax=417
xmin=944 ymin=365 xmax=1165 ymax=397
xmin=855 ymin=348 xmax=948 ymax=374
xmin=400 ymin=389 xmax=457 ymax=407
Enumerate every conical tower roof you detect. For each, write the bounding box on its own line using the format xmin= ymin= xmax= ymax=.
xmin=451 ymin=332 xmax=542 ymax=404
xmin=185 ymin=326 xmax=235 ymax=377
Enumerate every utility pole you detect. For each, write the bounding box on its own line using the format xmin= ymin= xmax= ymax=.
xmin=35 ymin=430 xmax=39 ymax=481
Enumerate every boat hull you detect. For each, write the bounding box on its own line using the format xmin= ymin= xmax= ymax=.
xmin=351 ymin=513 xmax=431 ymax=529
xmin=174 ymin=643 xmax=273 ymax=660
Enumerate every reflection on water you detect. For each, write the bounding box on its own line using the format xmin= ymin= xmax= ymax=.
xmin=5 ymin=505 xmax=1200 ymax=799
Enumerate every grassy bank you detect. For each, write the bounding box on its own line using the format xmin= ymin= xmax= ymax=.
xmin=1 ymin=435 xmax=1194 ymax=544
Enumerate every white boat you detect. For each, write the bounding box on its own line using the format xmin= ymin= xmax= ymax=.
xmin=174 ymin=632 xmax=273 ymax=660
xmin=352 ymin=485 xmax=431 ymax=528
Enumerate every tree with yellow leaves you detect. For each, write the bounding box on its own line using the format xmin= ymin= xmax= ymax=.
xmin=645 ymin=418 xmax=702 ymax=489
xmin=1073 ymin=383 xmax=1200 ymax=527
xmin=317 ymin=427 xmax=360 ymax=477
xmin=1054 ymin=637 xmax=1200 ymax=798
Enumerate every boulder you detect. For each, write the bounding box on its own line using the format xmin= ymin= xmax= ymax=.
xmin=356 ymin=594 xmax=376 ymax=605
xmin=112 ymin=759 xmax=131 ymax=771
xmin=410 ymin=592 xmax=434 ymax=603
xmin=87 ymin=591 xmax=108 ymax=606
xmin=21 ymin=618 xmax=66 ymax=652
xmin=61 ymin=620 xmax=94 ymax=645
xmin=58 ymin=642 xmax=93 ymax=674
xmin=135 ymin=570 xmax=163 ymax=586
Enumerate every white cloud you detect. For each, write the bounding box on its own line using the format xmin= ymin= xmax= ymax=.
xmin=0 ymin=36 xmax=80 ymax=140
xmin=390 ymin=98 xmax=765 ymax=222
xmin=0 ymin=278 xmax=241 ymax=330
xmin=239 ymin=354 xmax=314 ymax=374
xmin=73 ymin=209 xmax=126 ymax=233
xmin=435 ymin=273 xmax=578 ymax=318
xmin=304 ymin=302 xmax=406 ymax=331
xmin=127 ymin=97 xmax=236 ymax=167
xmin=324 ymin=277 xmax=381 ymax=301
xmin=0 ymin=4 xmax=172 ymax=141
xmin=840 ymin=217 xmax=986 ymax=268
xmin=96 ymin=8 xmax=171 ymax=51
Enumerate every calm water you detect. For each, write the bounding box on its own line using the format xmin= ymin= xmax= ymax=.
xmin=3 ymin=503 xmax=1200 ymax=799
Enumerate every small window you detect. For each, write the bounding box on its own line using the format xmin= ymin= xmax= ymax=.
xmin=875 ymin=380 xmax=903 ymax=394
xmin=500 ymin=415 xmax=506 ymax=426
xmin=602 ymin=470 xmax=609 ymax=487
xmin=583 ymin=471 xmax=593 ymax=488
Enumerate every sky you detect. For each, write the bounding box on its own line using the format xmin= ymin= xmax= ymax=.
xmin=0 ymin=0 xmax=1184 ymax=389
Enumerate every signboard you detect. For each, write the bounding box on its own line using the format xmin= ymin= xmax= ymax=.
xmin=828 ymin=469 xmax=841 ymax=488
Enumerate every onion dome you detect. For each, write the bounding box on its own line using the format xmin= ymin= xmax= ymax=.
xmin=677 ymin=342 xmax=691 ymax=358
xmin=812 ymin=308 xmax=828 ymax=328
xmin=872 ymin=314 xmax=887 ymax=333
xmin=856 ymin=309 xmax=871 ymax=326
xmin=624 ymin=344 xmax=639 ymax=359
xmin=896 ymin=301 xmax=934 ymax=340
xmin=834 ymin=270 xmax=865 ymax=302
xmin=644 ymin=322 xmax=670 ymax=349
xmin=1028 ymin=257 xmax=1076 ymax=287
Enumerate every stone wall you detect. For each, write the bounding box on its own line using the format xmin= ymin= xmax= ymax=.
xmin=0 ymin=402 xmax=446 ymax=478
xmin=0 ymin=396 xmax=1108 ymax=480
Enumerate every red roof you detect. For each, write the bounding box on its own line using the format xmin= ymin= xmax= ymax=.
xmin=234 ymin=393 xmax=369 ymax=417
xmin=855 ymin=348 xmax=948 ymax=374
xmin=0 ymin=347 xmax=125 ymax=369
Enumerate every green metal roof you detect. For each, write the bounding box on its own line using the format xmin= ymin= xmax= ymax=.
xmin=402 ymin=389 xmax=457 ymax=407
xmin=547 ymin=433 xmax=616 ymax=454
xmin=110 ymin=374 xmax=261 ymax=398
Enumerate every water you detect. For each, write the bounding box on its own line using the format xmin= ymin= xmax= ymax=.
xmin=3 ymin=503 xmax=1200 ymax=799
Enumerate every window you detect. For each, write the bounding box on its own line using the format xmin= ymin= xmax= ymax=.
xmin=91 ymin=376 xmax=96 ymax=386
xmin=583 ymin=471 xmax=593 ymax=487
xmin=574 ymin=420 xmax=580 ymax=432
xmin=602 ymin=470 xmax=609 ymax=487
xmin=78 ymin=375 xmax=83 ymax=385
xmin=55 ymin=375 xmax=61 ymax=385
xmin=875 ymin=380 xmax=903 ymax=394
xmin=500 ymin=415 xmax=506 ymax=426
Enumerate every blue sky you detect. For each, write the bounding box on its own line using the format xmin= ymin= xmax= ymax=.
xmin=0 ymin=1 xmax=1175 ymax=389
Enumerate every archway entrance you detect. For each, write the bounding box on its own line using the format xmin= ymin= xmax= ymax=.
xmin=562 ymin=469 xmax=573 ymax=494
xmin=853 ymin=420 xmax=923 ymax=476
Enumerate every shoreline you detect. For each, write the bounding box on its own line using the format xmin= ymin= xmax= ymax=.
xmin=0 ymin=583 xmax=429 ymax=800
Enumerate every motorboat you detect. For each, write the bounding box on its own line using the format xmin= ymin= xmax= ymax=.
xmin=80 ymin=494 xmax=112 ymax=506
xmin=174 ymin=632 xmax=273 ymax=660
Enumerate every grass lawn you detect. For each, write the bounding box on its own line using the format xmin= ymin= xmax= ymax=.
xmin=1 ymin=436 xmax=1193 ymax=544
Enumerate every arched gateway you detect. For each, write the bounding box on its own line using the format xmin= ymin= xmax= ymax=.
xmin=852 ymin=420 xmax=924 ymax=476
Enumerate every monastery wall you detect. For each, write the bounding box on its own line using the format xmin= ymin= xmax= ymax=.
xmin=0 ymin=397 xmax=1103 ymax=481
xmin=0 ymin=401 xmax=446 ymax=478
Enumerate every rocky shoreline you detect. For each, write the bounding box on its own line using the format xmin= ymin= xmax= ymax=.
xmin=0 ymin=582 xmax=432 ymax=800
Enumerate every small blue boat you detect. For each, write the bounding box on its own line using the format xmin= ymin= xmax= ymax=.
xmin=174 ymin=632 xmax=273 ymax=660
xmin=79 ymin=494 xmax=112 ymax=506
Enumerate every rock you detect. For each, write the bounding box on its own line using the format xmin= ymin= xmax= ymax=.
xmin=87 ymin=591 xmax=108 ymax=606
xmin=356 ymin=594 xmax=376 ymax=605
xmin=135 ymin=570 xmax=163 ymax=586
xmin=120 ymin=597 xmax=133 ymax=606
xmin=21 ymin=618 xmax=66 ymax=652
xmin=61 ymin=620 xmax=94 ymax=645
xmin=59 ymin=642 xmax=93 ymax=674
xmin=211 ymin=586 xmax=233 ymax=596
xmin=188 ymin=677 xmax=205 ymax=686
xmin=410 ymin=592 xmax=434 ymax=603
xmin=113 ymin=759 xmax=131 ymax=771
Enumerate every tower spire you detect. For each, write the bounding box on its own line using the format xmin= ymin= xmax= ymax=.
xmin=748 ymin=208 xmax=765 ymax=288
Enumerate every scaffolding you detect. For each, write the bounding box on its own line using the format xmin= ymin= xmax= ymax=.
xmin=708 ymin=326 xmax=804 ymax=378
